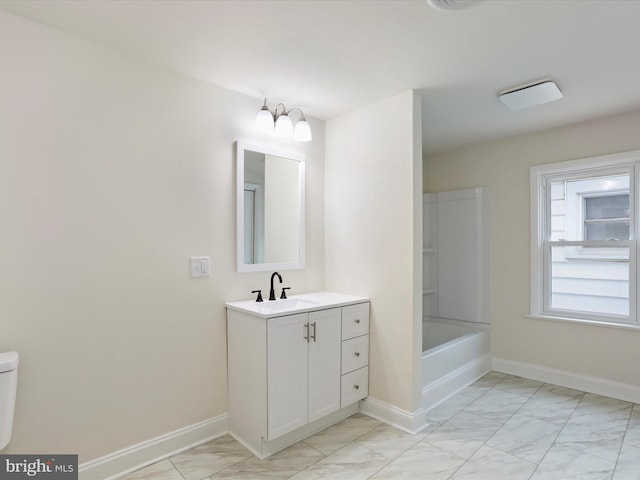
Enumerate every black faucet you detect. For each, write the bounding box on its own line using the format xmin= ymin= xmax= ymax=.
xmin=269 ymin=272 xmax=282 ymax=301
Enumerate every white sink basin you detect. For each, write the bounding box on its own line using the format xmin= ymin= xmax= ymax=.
xmin=226 ymin=292 xmax=369 ymax=318
xmin=251 ymin=298 xmax=320 ymax=315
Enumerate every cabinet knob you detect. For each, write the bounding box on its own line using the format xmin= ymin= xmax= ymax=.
xmin=354 ymin=352 xmax=360 ymax=357
xmin=355 ymin=319 xmax=361 ymax=324
xmin=354 ymin=384 xmax=360 ymax=390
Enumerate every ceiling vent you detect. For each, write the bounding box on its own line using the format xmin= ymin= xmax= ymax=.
xmin=426 ymin=0 xmax=485 ymax=11
xmin=498 ymin=80 xmax=564 ymax=111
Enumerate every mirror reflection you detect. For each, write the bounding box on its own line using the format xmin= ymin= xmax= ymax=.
xmin=236 ymin=141 xmax=305 ymax=272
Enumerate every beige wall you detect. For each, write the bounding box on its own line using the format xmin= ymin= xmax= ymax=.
xmin=0 ymin=11 xmax=325 ymax=461
xmin=424 ymin=108 xmax=640 ymax=388
xmin=325 ymin=91 xmax=423 ymax=413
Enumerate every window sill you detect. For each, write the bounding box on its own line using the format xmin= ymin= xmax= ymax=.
xmin=524 ymin=314 xmax=640 ymax=331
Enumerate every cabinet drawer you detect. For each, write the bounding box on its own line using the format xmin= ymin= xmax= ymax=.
xmin=341 ymin=303 xmax=370 ymax=340
xmin=341 ymin=366 xmax=368 ymax=407
xmin=341 ymin=335 xmax=369 ymax=374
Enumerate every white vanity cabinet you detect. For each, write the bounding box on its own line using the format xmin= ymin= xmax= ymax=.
xmin=226 ymin=292 xmax=369 ymax=458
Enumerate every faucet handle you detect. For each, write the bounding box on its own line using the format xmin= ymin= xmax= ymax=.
xmin=252 ymin=290 xmax=264 ymax=302
xmin=280 ymin=287 xmax=291 ymax=299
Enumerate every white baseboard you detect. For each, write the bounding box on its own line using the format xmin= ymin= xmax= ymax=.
xmin=492 ymin=357 xmax=640 ymax=404
xmin=360 ymin=397 xmax=429 ymax=434
xmin=422 ymin=353 xmax=492 ymax=411
xmin=78 ymin=414 xmax=229 ymax=480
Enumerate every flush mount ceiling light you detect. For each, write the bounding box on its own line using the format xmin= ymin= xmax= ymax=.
xmin=255 ymin=99 xmax=312 ymax=142
xmin=498 ymin=80 xmax=564 ymax=111
xmin=426 ymin=0 xmax=485 ymax=11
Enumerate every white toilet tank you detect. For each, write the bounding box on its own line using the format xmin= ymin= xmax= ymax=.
xmin=0 ymin=351 xmax=18 ymax=451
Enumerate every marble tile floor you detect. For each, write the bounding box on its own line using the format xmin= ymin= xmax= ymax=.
xmin=121 ymin=372 xmax=640 ymax=480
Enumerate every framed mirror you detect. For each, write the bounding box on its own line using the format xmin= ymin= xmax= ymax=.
xmin=236 ymin=140 xmax=305 ymax=272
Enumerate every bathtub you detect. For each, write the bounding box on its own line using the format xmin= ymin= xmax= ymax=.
xmin=422 ymin=317 xmax=491 ymax=411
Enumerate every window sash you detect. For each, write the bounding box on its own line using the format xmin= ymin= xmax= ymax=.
xmin=542 ymin=240 xmax=636 ymax=323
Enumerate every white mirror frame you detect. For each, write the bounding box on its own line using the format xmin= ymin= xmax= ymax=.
xmin=236 ymin=140 xmax=306 ymax=273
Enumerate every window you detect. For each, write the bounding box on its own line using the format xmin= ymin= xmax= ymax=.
xmin=530 ymin=150 xmax=640 ymax=327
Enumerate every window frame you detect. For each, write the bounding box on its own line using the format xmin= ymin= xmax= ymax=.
xmin=530 ymin=150 xmax=640 ymax=327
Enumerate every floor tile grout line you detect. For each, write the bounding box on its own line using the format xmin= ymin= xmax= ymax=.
xmin=284 ymin=417 xmax=384 ymax=478
xmin=610 ymin=401 xmax=635 ymax=478
xmin=293 ymin=417 xmax=430 ymax=479
xmin=300 ymin=438 xmax=328 ymax=459
xmin=412 ymin=372 xmax=506 ymax=468
xmin=453 ymin=377 xmax=586 ymax=480
xmin=447 ymin=377 xmax=541 ymax=478
xmin=364 ymin=458 xmax=393 ymax=480
xmin=487 ymin=377 xmax=599 ymax=480
xmin=357 ymin=425 xmax=435 ymax=479
xmin=354 ymin=442 xmax=394 ymax=480
xmin=288 ymin=439 xmax=330 ymax=479
xmin=561 ymin=392 xmax=634 ymax=466
xmin=289 ymin=427 xmax=391 ymax=479
xmin=167 ymin=435 xmax=269 ymax=480
xmin=167 ymin=456 xmax=188 ymax=480
xmin=436 ymin=379 xmax=508 ymax=480
xmin=522 ymin=384 xmax=586 ymax=480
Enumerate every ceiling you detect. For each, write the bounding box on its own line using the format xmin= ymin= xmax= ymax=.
xmin=2 ymin=0 xmax=640 ymax=154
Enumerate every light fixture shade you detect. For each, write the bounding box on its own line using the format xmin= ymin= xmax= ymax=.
xmin=293 ymin=118 xmax=312 ymax=142
xmin=275 ymin=113 xmax=293 ymax=137
xmin=255 ymin=106 xmax=274 ymax=134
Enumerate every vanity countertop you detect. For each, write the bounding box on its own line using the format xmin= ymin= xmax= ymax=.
xmin=225 ymin=291 xmax=369 ymax=318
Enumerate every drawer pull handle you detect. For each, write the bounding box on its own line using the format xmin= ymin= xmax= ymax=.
xmin=354 ymin=352 xmax=360 ymax=357
xmin=304 ymin=323 xmax=309 ymax=343
xmin=355 ymin=319 xmax=361 ymax=324
xmin=354 ymin=384 xmax=360 ymax=390
xmin=311 ymin=321 xmax=317 ymax=342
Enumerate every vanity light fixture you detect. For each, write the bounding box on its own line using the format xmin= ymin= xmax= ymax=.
xmin=255 ymin=98 xmax=312 ymax=142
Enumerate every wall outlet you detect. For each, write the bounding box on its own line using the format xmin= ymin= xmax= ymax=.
xmin=190 ymin=256 xmax=210 ymax=278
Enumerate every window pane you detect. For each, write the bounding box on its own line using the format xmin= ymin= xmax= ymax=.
xmin=550 ymin=245 xmax=629 ymax=317
xmin=585 ymin=194 xmax=629 ymax=220
xmin=584 ymin=220 xmax=629 ymax=241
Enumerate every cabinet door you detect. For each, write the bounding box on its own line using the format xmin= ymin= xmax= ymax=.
xmin=267 ymin=313 xmax=308 ymax=439
xmin=307 ymin=308 xmax=342 ymax=423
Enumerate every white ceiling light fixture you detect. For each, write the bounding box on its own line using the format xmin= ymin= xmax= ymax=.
xmin=426 ymin=0 xmax=485 ymax=11
xmin=498 ymin=80 xmax=564 ymax=111
xmin=254 ymin=99 xmax=312 ymax=142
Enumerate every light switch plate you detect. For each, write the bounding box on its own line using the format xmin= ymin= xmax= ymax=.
xmin=190 ymin=256 xmax=210 ymax=278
